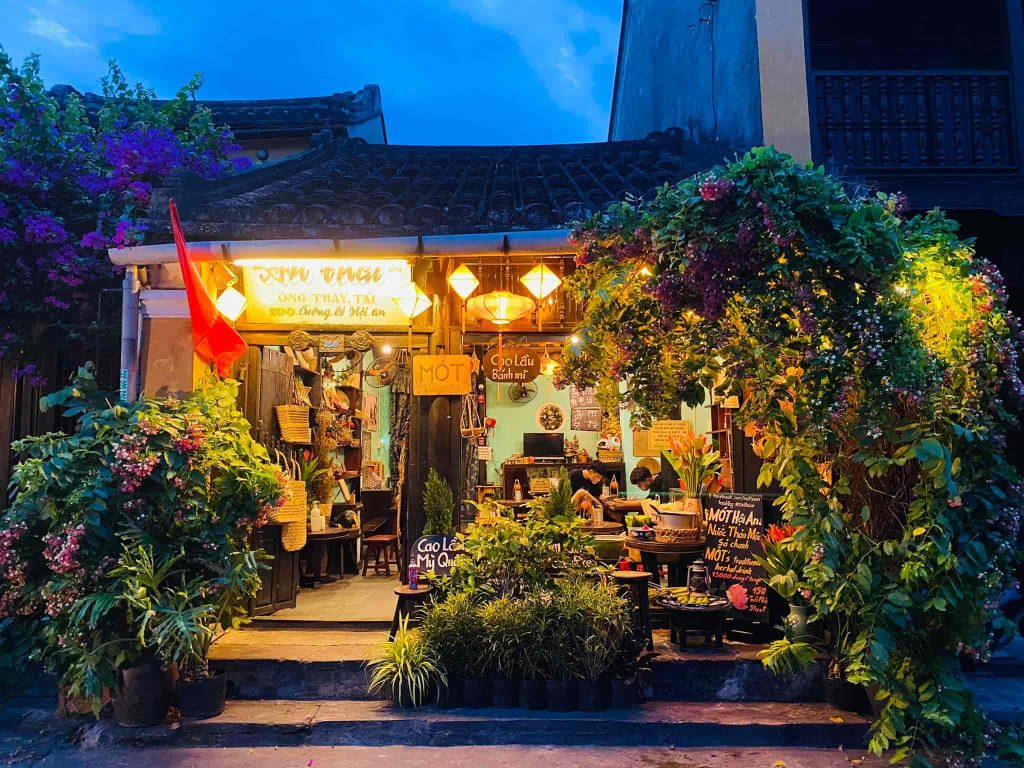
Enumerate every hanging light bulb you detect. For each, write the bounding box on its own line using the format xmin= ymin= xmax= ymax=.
xmin=540 ymin=352 xmax=560 ymax=377
xmin=216 ymin=285 xmax=247 ymax=322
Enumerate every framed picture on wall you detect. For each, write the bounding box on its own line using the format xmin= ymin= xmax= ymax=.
xmin=363 ymin=392 xmax=380 ymax=432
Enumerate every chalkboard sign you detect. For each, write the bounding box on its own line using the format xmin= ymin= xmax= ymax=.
xmin=703 ymin=493 xmax=768 ymax=622
xmin=410 ymin=535 xmax=457 ymax=577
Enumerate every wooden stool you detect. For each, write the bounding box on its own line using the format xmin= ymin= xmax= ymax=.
xmin=362 ymin=534 xmax=399 ymax=576
xmin=390 ymin=585 xmax=433 ymax=640
xmin=667 ymin=605 xmax=726 ymax=651
xmin=612 ymin=570 xmax=653 ymax=651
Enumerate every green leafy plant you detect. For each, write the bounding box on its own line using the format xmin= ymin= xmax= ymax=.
xmin=367 ymin=616 xmax=446 ymax=707
xmin=561 ymin=146 xmax=1023 ymax=764
xmin=757 ymin=637 xmax=818 ymax=677
xmin=298 ymin=450 xmax=327 ymax=499
xmin=418 ymin=591 xmax=486 ymax=680
xmin=422 ymin=468 xmax=456 ymax=536
xmin=753 ymin=524 xmax=809 ymax=605
xmin=0 ymin=366 xmax=285 ymax=707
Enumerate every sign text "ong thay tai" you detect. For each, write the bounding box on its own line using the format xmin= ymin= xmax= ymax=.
xmin=240 ymin=259 xmax=414 ymax=328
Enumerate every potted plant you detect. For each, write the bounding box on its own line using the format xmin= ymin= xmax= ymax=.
xmin=481 ymin=597 xmax=534 ymax=708
xmin=660 ymin=433 xmax=722 ymax=522
xmin=753 ymin=524 xmax=811 ymax=637
xmin=576 ymin=584 xmax=628 ymax=712
xmin=422 ymin=468 xmax=456 ymax=536
xmin=419 ymin=592 xmax=484 ymax=708
xmin=609 ymin=622 xmax=652 ymax=708
xmin=517 ymin=595 xmax=550 ymax=710
xmin=367 ymin=616 xmax=446 ymax=708
xmin=541 ymin=580 xmax=589 ymax=712
xmin=1 ymin=369 xmax=286 ymax=723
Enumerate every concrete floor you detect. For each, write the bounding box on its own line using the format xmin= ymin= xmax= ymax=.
xmin=210 ymin=626 xmax=387 ymax=663
xmin=257 ymin=574 xmax=398 ymax=623
xmin=7 ymin=745 xmax=890 ymax=768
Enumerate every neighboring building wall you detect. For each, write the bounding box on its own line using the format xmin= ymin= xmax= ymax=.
xmin=609 ymin=0 xmax=764 ymax=148
xmin=753 ymin=0 xmax=812 ymax=160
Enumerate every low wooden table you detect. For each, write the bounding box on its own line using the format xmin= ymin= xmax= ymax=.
xmin=625 ymin=536 xmax=706 ymax=586
xmin=300 ymin=527 xmax=359 ymax=588
xmin=581 ymin=520 xmax=624 ymax=535
xmin=660 ymin=600 xmax=727 ymax=651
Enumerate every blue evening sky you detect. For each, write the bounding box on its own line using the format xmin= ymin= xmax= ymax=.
xmin=0 ymin=0 xmax=623 ymax=146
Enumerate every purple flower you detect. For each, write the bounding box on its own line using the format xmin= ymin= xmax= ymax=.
xmin=80 ymin=230 xmax=110 ymax=251
xmin=23 ymin=213 xmax=67 ymax=244
xmin=699 ymin=177 xmax=735 ymax=202
xmin=0 ymin=226 xmax=16 ymax=245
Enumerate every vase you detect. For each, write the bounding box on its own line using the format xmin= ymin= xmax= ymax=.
xmin=786 ymin=604 xmax=810 ymax=638
xmin=461 ymin=678 xmax=491 ymax=708
xmin=576 ymin=680 xmax=608 ymax=712
xmin=176 ymin=672 xmax=227 ymax=720
xmin=111 ymin=657 xmax=176 ymax=728
xmin=520 ymin=679 xmax=546 ymax=710
xmin=491 ymin=677 xmax=519 ymax=708
xmin=545 ymin=679 xmax=578 ymax=712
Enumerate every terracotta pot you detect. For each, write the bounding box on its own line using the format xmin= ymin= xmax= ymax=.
xmin=176 ymin=672 xmax=226 ymax=720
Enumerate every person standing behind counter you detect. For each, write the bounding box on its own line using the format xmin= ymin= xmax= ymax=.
xmin=568 ymin=460 xmax=607 ymax=509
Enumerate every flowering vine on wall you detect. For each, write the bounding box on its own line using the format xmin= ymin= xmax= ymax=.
xmin=561 ymin=147 xmax=1023 ymax=765
xmin=0 ymin=51 xmax=248 ymax=380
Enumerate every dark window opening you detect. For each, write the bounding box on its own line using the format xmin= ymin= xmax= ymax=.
xmin=807 ymin=0 xmax=1010 ymax=71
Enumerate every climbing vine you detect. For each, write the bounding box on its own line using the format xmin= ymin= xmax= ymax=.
xmin=562 ymin=147 xmax=1023 ymax=765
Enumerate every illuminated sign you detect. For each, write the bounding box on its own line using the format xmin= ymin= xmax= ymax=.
xmin=483 ymin=346 xmax=540 ymax=383
xmin=240 ymin=259 xmax=414 ymax=328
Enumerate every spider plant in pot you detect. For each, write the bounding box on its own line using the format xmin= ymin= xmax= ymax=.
xmin=660 ymin=433 xmax=722 ymax=524
xmin=419 ymin=592 xmax=484 ymax=708
xmin=517 ymin=594 xmax=552 ymax=710
xmin=753 ymin=524 xmax=812 ymax=638
xmin=575 ymin=582 xmax=628 ymax=712
xmin=541 ymin=580 xmax=591 ymax=712
xmin=367 ymin=616 xmax=446 ymax=708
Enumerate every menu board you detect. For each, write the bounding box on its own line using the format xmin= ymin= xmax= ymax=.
xmin=649 ymin=420 xmax=695 ymax=451
xmin=410 ymin=535 xmax=457 ymax=577
xmin=703 ymin=493 xmax=768 ymax=622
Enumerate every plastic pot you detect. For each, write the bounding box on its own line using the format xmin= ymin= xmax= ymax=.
xmin=610 ymin=678 xmax=640 ymax=709
xmin=438 ymin=677 xmax=462 ymax=709
xmin=576 ymin=679 xmax=608 ymax=712
xmin=461 ymin=678 xmax=491 ymax=708
xmin=111 ymin=658 xmax=176 ymax=728
xmin=520 ymin=679 xmax=546 ymax=710
xmin=177 ymin=672 xmax=226 ymax=720
xmin=823 ymin=675 xmax=870 ymax=715
xmin=491 ymin=677 xmax=519 ymax=708
xmin=545 ymin=679 xmax=578 ymax=712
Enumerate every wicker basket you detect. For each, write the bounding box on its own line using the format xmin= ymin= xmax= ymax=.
xmin=276 ymin=405 xmax=311 ymax=443
xmin=655 ymin=527 xmax=705 ymax=545
xmin=268 ymin=480 xmax=306 ymax=525
xmin=280 ymin=520 xmax=307 ymax=552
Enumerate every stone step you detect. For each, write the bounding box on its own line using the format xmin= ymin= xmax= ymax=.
xmin=52 ymin=699 xmax=872 ymax=750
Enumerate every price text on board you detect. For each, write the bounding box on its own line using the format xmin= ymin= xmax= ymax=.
xmin=703 ymin=493 xmax=768 ymax=621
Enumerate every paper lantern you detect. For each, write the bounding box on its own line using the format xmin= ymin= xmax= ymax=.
xmin=393 ymin=284 xmax=431 ymax=351
xmin=216 ymin=286 xmax=247 ymax=322
xmin=447 ymin=264 xmax=480 ymax=300
xmin=520 ymin=264 xmax=561 ymax=300
xmin=466 ymin=290 xmax=535 ymax=326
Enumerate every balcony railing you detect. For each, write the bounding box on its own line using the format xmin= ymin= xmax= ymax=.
xmin=812 ymin=70 xmax=1016 ymax=172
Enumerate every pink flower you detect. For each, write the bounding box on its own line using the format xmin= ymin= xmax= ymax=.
xmin=726 ymin=583 xmax=749 ymax=611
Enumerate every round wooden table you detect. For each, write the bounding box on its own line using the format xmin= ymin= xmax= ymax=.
xmin=581 ymin=520 xmax=624 ymax=534
xmin=390 ymin=584 xmax=433 ymax=640
xmin=625 ymin=536 xmax=706 ymax=586
xmin=659 ymin=599 xmax=728 ymax=651
xmin=300 ymin=527 xmax=359 ymax=587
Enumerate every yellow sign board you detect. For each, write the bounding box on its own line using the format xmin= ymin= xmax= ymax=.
xmin=240 ymin=259 xmax=413 ymax=328
xmin=412 ymin=355 xmax=474 ymax=396
xmin=649 ymin=419 xmax=695 ymax=451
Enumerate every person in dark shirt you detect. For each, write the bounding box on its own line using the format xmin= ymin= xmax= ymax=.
xmin=568 ymin=461 xmax=606 ymax=508
xmin=629 ymin=464 xmax=669 ymax=501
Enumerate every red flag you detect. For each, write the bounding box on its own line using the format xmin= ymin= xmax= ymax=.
xmin=169 ymin=200 xmax=247 ymax=377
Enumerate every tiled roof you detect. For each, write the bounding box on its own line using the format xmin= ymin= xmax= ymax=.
xmin=149 ymin=128 xmax=729 ymax=241
xmin=49 ymin=84 xmax=383 ymax=140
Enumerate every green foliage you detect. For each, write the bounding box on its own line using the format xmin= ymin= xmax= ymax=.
xmin=757 ymin=638 xmax=818 ymax=677
xmin=367 ymin=616 xmax=446 ymax=708
xmin=418 ymin=591 xmax=486 ymax=679
xmin=562 ymin=147 xmax=1024 ymax=764
xmin=0 ymin=366 xmax=285 ymax=706
xmin=422 ymin=468 xmax=456 ymax=536
xmin=438 ymin=508 xmax=600 ymax=598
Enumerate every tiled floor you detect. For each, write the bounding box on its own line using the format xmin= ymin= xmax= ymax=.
xmin=257 ymin=572 xmax=399 ymax=623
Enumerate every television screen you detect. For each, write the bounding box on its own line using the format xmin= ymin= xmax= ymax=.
xmin=523 ymin=432 xmax=564 ymax=458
